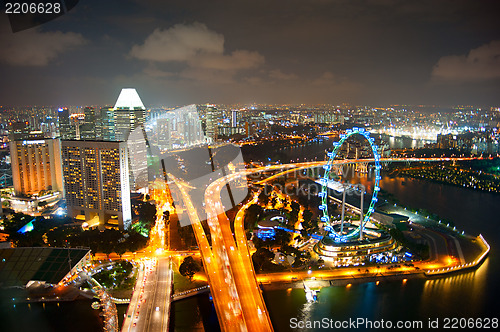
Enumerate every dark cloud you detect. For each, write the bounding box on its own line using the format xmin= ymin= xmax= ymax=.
xmin=0 ymin=18 xmax=86 ymax=66
xmin=432 ymin=40 xmax=500 ymax=82
xmin=0 ymin=0 xmax=499 ymax=106
xmin=268 ymin=70 xmax=298 ymax=81
xmin=130 ymin=23 xmax=224 ymax=62
xmin=130 ymin=23 xmax=264 ymax=71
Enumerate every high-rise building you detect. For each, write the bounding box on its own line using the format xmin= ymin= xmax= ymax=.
xmin=127 ymin=126 xmax=149 ymax=190
xmin=204 ymin=105 xmax=219 ymax=142
xmin=179 ymin=110 xmax=204 ymax=146
xmin=231 ymin=110 xmax=238 ymax=127
xmin=112 ymin=89 xmax=148 ymax=190
xmin=437 ymin=133 xmax=457 ymax=149
xmin=156 ymin=117 xmax=171 ymax=150
xmin=313 ymin=110 xmax=342 ymax=124
xmin=10 ymin=138 xmax=63 ymax=197
xmin=69 ymin=113 xmax=84 ymax=140
xmin=8 ymin=122 xmax=44 ymax=141
xmin=113 ymin=88 xmax=146 ymax=141
xmin=57 ymin=108 xmax=72 ymax=139
xmin=61 ymin=140 xmax=132 ymax=230
xmin=80 ymin=107 xmax=98 ymax=140
xmin=100 ymin=107 xmax=115 ymax=141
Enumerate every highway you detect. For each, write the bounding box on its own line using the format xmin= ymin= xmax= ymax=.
xmin=205 ymin=178 xmax=274 ymax=332
xmin=121 ymin=258 xmax=172 ymax=332
xmin=169 ymin=174 xmax=248 ymax=332
xmin=144 ymin=258 xmax=172 ymax=332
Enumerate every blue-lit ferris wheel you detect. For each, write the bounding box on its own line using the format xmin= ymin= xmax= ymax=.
xmin=319 ymin=127 xmax=381 ymax=242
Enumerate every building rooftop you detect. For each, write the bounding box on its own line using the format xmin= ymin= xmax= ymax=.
xmin=0 ymin=247 xmax=90 ymax=287
xmin=113 ymin=88 xmax=145 ymax=111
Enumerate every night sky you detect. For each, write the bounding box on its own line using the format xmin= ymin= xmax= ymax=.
xmin=1 ymin=0 xmax=499 ymax=107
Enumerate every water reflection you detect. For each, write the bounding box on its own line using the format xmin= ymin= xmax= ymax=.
xmin=421 ymin=258 xmax=489 ymax=316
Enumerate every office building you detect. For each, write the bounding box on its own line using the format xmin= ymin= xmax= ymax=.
xmin=57 ymin=108 xmax=73 ymax=139
xmin=100 ymin=107 xmax=115 ymax=141
xmin=80 ymin=107 xmax=98 ymax=140
xmin=204 ymin=105 xmax=219 ymax=142
xmin=231 ymin=110 xmax=239 ymax=127
xmin=10 ymin=138 xmax=63 ymax=197
xmin=62 ymin=140 xmax=132 ymax=230
xmin=113 ymin=88 xmax=146 ymax=141
xmin=112 ymin=89 xmax=148 ymax=190
xmin=155 ymin=117 xmax=171 ymax=151
xmin=69 ymin=113 xmax=84 ymax=140
xmin=313 ymin=110 xmax=342 ymax=124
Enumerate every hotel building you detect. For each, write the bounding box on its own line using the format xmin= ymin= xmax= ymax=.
xmin=10 ymin=138 xmax=63 ymax=197
xmin=61 ymin=140 xmax=132 ymax=230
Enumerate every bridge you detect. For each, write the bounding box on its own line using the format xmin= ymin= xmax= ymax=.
xmin=87 ymin=278 xmax=119 ymax=332
xmin=254 ymin=157 xmax=482 ymax=185
xmin=171 ymin=285 xmax=210 ymax=302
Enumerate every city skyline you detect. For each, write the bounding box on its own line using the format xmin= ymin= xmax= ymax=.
xmin=0 ymin=2 xmax=499 ymax=331
xmin=1 ymin=1 xmax=500 ymax=107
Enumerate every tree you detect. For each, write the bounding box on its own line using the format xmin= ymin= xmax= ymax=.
xmin=298 ymin=195 xmax=309 ymax=207
xmin=251 ymin=248 xmax=274 ymax=272
xmin=179 ymin=256 xmax=200 ymax=280
xmin=244 ymin=204 xmax=263 ymax=230
xmin=101 ymin=242 xmax=114 ymax=259
xmin=283 ymin=199 xmax=290 ymax=209
xmin=301 ymin=209 xmax=319 ymax=237
xmin=115 ymin=245 xmax=127 ymax=258
xmin=252 ymin=236 xmax=264 ymax=249
xmin=317 ymin=258 xmax=325 ymax=267
xmin=302 ymin=209 xmax=313 ymax=224
xmin=258 ymin=191 xmax=269 ymax=206
xmin=270 ymin=197 xmax=277 ymax=207
xmin=138 ymin=202 xmax=157 ymax=234
xmin=274 ymin=229 xmax=291 ymax=247
xmin=286 ymin=203 xmax=300 ymax=229
xmin=139 ymin=202 xmax=157 ymax=223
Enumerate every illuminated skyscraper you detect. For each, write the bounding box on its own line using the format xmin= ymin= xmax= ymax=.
xmin=231 ymin=110 xmax=238 ymax=127
xmin=112 ymin=88 xmax=148 ymax=190
xmin=100 ymin=107 xmax=115 ymax=141
xmin=10 ymin=138 xmax=63 ymax=197
xmin=113 ymin=88 xmax=146 ymax=141
xmin=204 ymin=105 xmax=219 ymax=142
xmin=61 ymin=140 xmax=132 ymax=230
xmin=9 ymin=122 xmax=31 ymax=141
xmin=69 ymin=113 xmax=84 ymax=140
xmin=80 ymin=107 xmax=98 ymax=140
xmin=156 ymin=117 xmax=171 ymax=150
xmin=57 ymin=107 xmax=72 ymax=139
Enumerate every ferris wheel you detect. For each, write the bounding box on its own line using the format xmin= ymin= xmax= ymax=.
xmin=318 ymin=128 xmax=382 ymax=242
